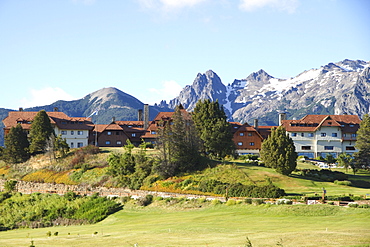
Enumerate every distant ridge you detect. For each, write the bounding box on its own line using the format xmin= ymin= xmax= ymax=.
xmin=1 ymin=59 xmax=369 ymax=146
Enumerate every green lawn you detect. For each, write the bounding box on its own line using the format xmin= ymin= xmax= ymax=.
xmin=230 ymin=160 xmax=370 ymax=198
xmin=0 ymin=203 xmax=369 ymax=247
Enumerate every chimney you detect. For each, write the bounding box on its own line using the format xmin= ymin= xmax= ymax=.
xmin=54 ymin=107 xmax=58 ymax=112
xmin=144 ymin=104 xmax=149 ymax=130
xmin=19 ymin=107 xmax=23 ymax=112
xmin=279 ymin=112 xmax=287 ymax=125
xmin=138 ymin=109 xmax=143 ymax=121
xmin=253 ymin=119 xmax=258 ymax=129
xmin=112 ymin=116 xmax=115 ymax=123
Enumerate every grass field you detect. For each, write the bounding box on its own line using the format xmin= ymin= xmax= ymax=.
xmin=0 ymin=201 xmax=369 ymax=247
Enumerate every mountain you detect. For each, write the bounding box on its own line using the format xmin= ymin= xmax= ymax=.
xmin=26 ymin=87 xmax=164 ymax=124
xmin=159 ymin=59 xmax=370 ymax=126
xmin=0 ymin=87 xmax=169 ymax=146
xmin=1 ymin=59 xmax=369 ymax=147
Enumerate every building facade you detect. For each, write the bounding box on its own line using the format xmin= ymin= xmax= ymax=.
xmin=3 ymin=110 xmax=94 ymax=148
xmin=281 ymin=114 xmax=361 ymax=158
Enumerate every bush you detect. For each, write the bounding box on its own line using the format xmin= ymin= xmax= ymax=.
xmin=334 ymin=180 xmax=352 ymax=186
xmin=211 ymin=199 xmax=221 ymax=205
xmin=198 ymin=180 xmax=285 ymax=198
xmin=225 ymin=199 xmax=236 ymax=206
xmin=252 ymin=199 xmax=264 ymax=205
xmin=348 ymin=203 xmax=358 ymax=208
xmin=244 ymin=198 xmax=252 ymax=204
xmin=4 ymin=180 xmax=17 ymax=192
xmin=301 ymin=169 xmax=348 ymax=182
xmin=137 ymin=194 xmax=154 ymax=206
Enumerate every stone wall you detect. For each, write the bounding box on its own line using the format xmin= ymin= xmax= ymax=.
xmin=0 ymin=179 xmax=226 ymax=201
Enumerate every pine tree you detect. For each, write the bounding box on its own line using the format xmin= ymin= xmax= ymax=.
xmin=192 ymin=99 xmax=235 ymax=159
xmin=29 ymin=110 xmax=55 ymax=154
xmin=155 ymin=105 xmax=203 ymax=178
xmin=354 ymin=114 xmax=370 ymax=172
xmin=3 ymin=124 xmax=30 ymax=163
xmin=260 ymin=126 xmax=297 ymax=175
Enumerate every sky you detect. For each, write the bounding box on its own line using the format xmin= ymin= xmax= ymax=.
xmin=0 ymin=0 xmax=369 ymax=110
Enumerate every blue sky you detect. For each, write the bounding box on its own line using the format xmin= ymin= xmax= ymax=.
xmin=0 ymin=0 xmax=369 ymax=110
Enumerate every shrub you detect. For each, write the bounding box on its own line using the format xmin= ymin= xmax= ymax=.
xmin=137 ymin=194 xmax=153 ymax=206
xmin=211 ymin=199 xmax=221 ymax=205
xmin=359 ymin=204 xmax=370 ymax=208
xmin=226 ymin=199 xmax=236 ymax=206
xmin=252 ymin=199 xmax=264 ymax=205
xmin=334 ymin=180 xmax=352 ymax=186
xmin=348 ymin=203 xmax=359 ymax=208
xmin=244 ymin=198 xmax=252 ymax=204
xmin=4 ymin=180 xmax=17 ymax=192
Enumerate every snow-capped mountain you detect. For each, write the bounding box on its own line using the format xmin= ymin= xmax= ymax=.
xmin=159 ymin=59 xmax=370 ymax=125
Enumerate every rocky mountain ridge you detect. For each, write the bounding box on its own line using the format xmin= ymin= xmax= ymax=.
xmin=159 ymin=59 xmax=370 ymax=125
xmin=1 ymin=59 xmax=369 ymax=146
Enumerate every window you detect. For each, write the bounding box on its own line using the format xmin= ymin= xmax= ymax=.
xmin=132 ymin=133 xmax=136 ymax=137
xmin=70 ymin=142 xmax=74 ymax=148
xmin=308 ymin=133 xmax=314 ymax=137
xmin=302 ymin=146 xmax=311 ymax=150
xmin=239 ymin=132 xmax=244 ymax=136
xmin=343 ymin=133 xmax=347 ymax=137
xmin=71 ymin=131 xmax=74 ymax=135
xmin=350 ymin=124 xmax=354 ymax=127
xmin=237 ymin=142 xmax=243 ymax=146
xmin=107 ymin=131 xmax=112 ymax=135
xmin=77 ymin=142 xmax=83 ymax=148
xmin=151 ymin=131 xmax=156 ymax=134
xmin=351 ymin=134 xmax=357 ymax=137
xmin=248 ymin=133 xmax=253 ymax=136
xmin=324 ymin=146 xmax=334 ymax=150
xmin=249 ymin=142 xmax=255 ymax=146
xmin=105 ymin=141 xmax=111 ymax=145
xmin=301 ymin=133 xmax=304 ymax=137
xmin=117 ymin=141 xmax=122 ymax=145
xmin=116 ymin=131 xmax=120 ymax=135
xmin=346 ymin=146 xmax=355 ymax=150
xmin=291 ymin=133 xmax=297 ymax=137
xmin=321 ymin=133 xmax=326 ymax=137
xmin=332 ymin=133 xmax=338 ymax=137
xmin=61 ymin=130 xmax=67 ymax=135
xmin=77 ymin=131 xmax=83 ymax=135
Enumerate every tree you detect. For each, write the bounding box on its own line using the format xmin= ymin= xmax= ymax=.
xmin=337 ymin=153 xmax=352 ymax=172
xmin=155 ymin=105 xmax=203 ymax=178
xmin=354 ymin=114 xmax=370 ymax=171
xmin=29 ymin=110 xmax=55 ymax=154
xmin=325 ymin=154 xmax=336 ymax=166
xmin=3 ymin=124 xmax=30 ymax=163
xmin=260 ymin=126 xmax=298 ymax=175
xmin=107 ymin=140 xmax=135 ymax=178
xmin=192 ymin=99 xmax=235 ymax=159
xmin=54 ymin=134 xmax=70 ymax=158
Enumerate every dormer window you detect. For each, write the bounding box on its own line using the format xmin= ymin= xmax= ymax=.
xmin=350 ymin=124 xmax=354 ymax=127
xmin=328 ymin=122 xmax=332 ymax=125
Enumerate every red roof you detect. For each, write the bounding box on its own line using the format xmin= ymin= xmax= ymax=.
xmin=3 ymin=111 xmax=94 ymax=130
xmin=281 ymin=115 xmax=361 ymax=132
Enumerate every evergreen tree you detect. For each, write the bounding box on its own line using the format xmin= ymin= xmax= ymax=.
xmin=354 ymin=114 xmax=370 ymax=171
xmin=3 ymin=124 xmax=30 ymax=163
xmin=29 ymin=110 xmax=55 ymax=154
xmin=260 ymin=126 xmax=297 ymax=175
xmin=337 ymin=153 xmax=352 ymax=172
xmin=155 ymin=105 xmax=203 ymax=178
xmin=54 ymin=134 xmax=70 ymax=158
xmin=192 ymin=99 xmax=235 ymax=159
